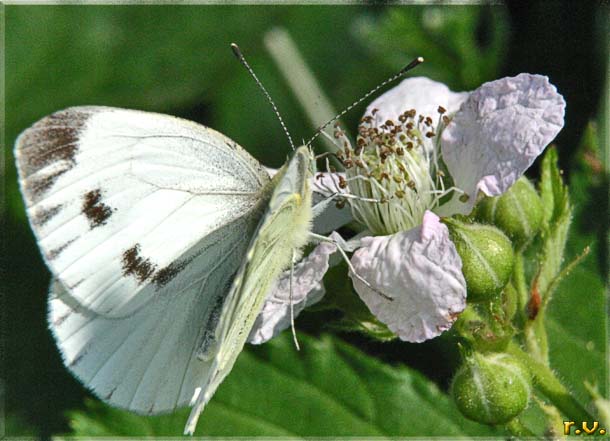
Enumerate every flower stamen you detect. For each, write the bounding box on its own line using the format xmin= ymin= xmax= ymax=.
xmin=334 ymin=103 xmax=451 ymax=235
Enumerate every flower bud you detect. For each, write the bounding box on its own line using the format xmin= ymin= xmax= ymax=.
xmin=445 ymin=219 xmax=514 ymax=303
xmin=475 ymin=177 xmax=543 ymax=248
xmin=452 ymin=352 xmax=530 ymax=425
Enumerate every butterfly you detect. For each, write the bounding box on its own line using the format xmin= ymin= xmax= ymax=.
xmin=15 ymin=44 xmax=421 ymax=434
xmin=15 ymin=103 xmax=322 ymax=434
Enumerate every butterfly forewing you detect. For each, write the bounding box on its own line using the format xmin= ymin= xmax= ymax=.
xmin=16 ymin=106 xmax=271 ymax=317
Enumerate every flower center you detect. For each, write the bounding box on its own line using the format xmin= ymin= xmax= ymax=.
xmin=335 ymin=106 xmax=451 ymax=235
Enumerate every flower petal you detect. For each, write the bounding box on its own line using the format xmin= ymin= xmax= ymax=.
xmin=247 ymin=239 xmax=337 ymax=344
xmin=265 ymin=167 xmax=278 ymax=178
xmin=365 ymin=77 xmax=468 ymax=125
xmin=350 ymin=211 xmax=466 ymax=343
xmin=440 ymin=73 xmax=566 ymax=215
xmin=311 ymin=172 xmax=353 ymax=233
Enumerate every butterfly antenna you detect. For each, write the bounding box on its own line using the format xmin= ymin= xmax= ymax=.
xmin=305 ymin=56 xmax=424 ymax=149
xmin=231 ymin=43 xmax=296 ymax=151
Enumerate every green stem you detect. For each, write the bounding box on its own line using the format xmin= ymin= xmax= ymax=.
xmin=453 ymin=305 xmax=482 ymax=343
xmin=507 ymin=342 xmax=593 ymax=422
xmin=458 ymin=305 xmax=483 ymax=322
xmin=505 ymin=418 xmax=539 ymax=439
xmin=513 ymin=252 xmax=528 ymax=328
xmin=524 ymin=311 xmax=549 ymax=365
xmin=513 ymin=251 xmax=549 ymax=364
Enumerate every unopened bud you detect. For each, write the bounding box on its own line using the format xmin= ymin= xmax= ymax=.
xmin=445 ymin=219 xmax=514 ymax=303
xmin=475 ymin=177 xmax=543 ymax=248
xmin=452 ymin=352 xmax=530 ymax=425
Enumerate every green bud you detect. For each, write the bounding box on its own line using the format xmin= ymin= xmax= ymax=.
xmin=475 ymin=177 xmax=543 ymax=248
xmin=445 ymin=219 xmax=514 ymax=303
xmin=452 ymin=352 xmax=530 ymax=425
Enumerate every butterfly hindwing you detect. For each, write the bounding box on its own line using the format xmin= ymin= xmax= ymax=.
xmin=49 ymin=276 xmax=216 ymax=414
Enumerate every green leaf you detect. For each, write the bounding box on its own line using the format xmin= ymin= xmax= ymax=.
xmin=3 ymin=413 xmax=37 ymax=437
xmin=354 ymin=5 xmax=509 ymax=90
xmin=65 ymin=333 xmax=502 ymax=437
xmin=536 ymin=148 xmax=572 ymax=300
xmin=539 ymin=147 xmax=570 ymax=228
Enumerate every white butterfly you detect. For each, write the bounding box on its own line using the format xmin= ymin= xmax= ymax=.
xmin=15 ymin=105 xmax=326 ymax=434
xmin=15 ymin=44 xmax=420 ymax=434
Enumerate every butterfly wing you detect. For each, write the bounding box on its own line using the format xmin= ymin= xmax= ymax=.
xmin=185 ymin=146 xmax=315 ymax=434
xmin=18 ymin=106 xmax=273 ymax=413
xmin=16 ymin=106 xmax=271 ymax=317
xmin=49 ymin=277 xmax=214 ymax=414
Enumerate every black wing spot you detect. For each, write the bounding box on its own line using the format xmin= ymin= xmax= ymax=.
xmin=196 ymin=290 xmax=227 ymax=360
xmin=152 ymin=259 xmax=191 ymax=288
xmin=19 ymin=126 xmax=81 ymax=176
xmin=18 ymin=109 xmax=91 ymax=200
xmin=82 ymin=189 xmax=114 ymax=228
xmin=122 ymin=244 xmax=157 ymax=283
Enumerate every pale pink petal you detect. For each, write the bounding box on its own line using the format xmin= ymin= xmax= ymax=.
xmin=365 ymin=77 xmax=469 ymax=125
xmin=247 ymin=239 xmax=337 ymax=344
xmin=350 ymin=211 xmax=466 ymax=343
xmin=311 ymin=172 xmax=353 ymax=233
xmin=440 ymin=73 xmax=566 ymax=215
xmin=311 ymin=171 xmax=348 ymax=197
xmin=265 ymin=167 xmax=278 ymax=178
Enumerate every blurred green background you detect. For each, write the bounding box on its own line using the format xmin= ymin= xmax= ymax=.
xmin=3 ymin=3 xmax=608 ymax=438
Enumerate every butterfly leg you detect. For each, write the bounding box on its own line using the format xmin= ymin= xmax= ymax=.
xmin=308 ymin=232 xmax=393 ymax=301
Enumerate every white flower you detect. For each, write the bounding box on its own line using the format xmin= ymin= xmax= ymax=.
xmin=337 ymin=74 xmax=565 ymax=342
xmin=254 ymin=74 xmax=565 ymax=344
